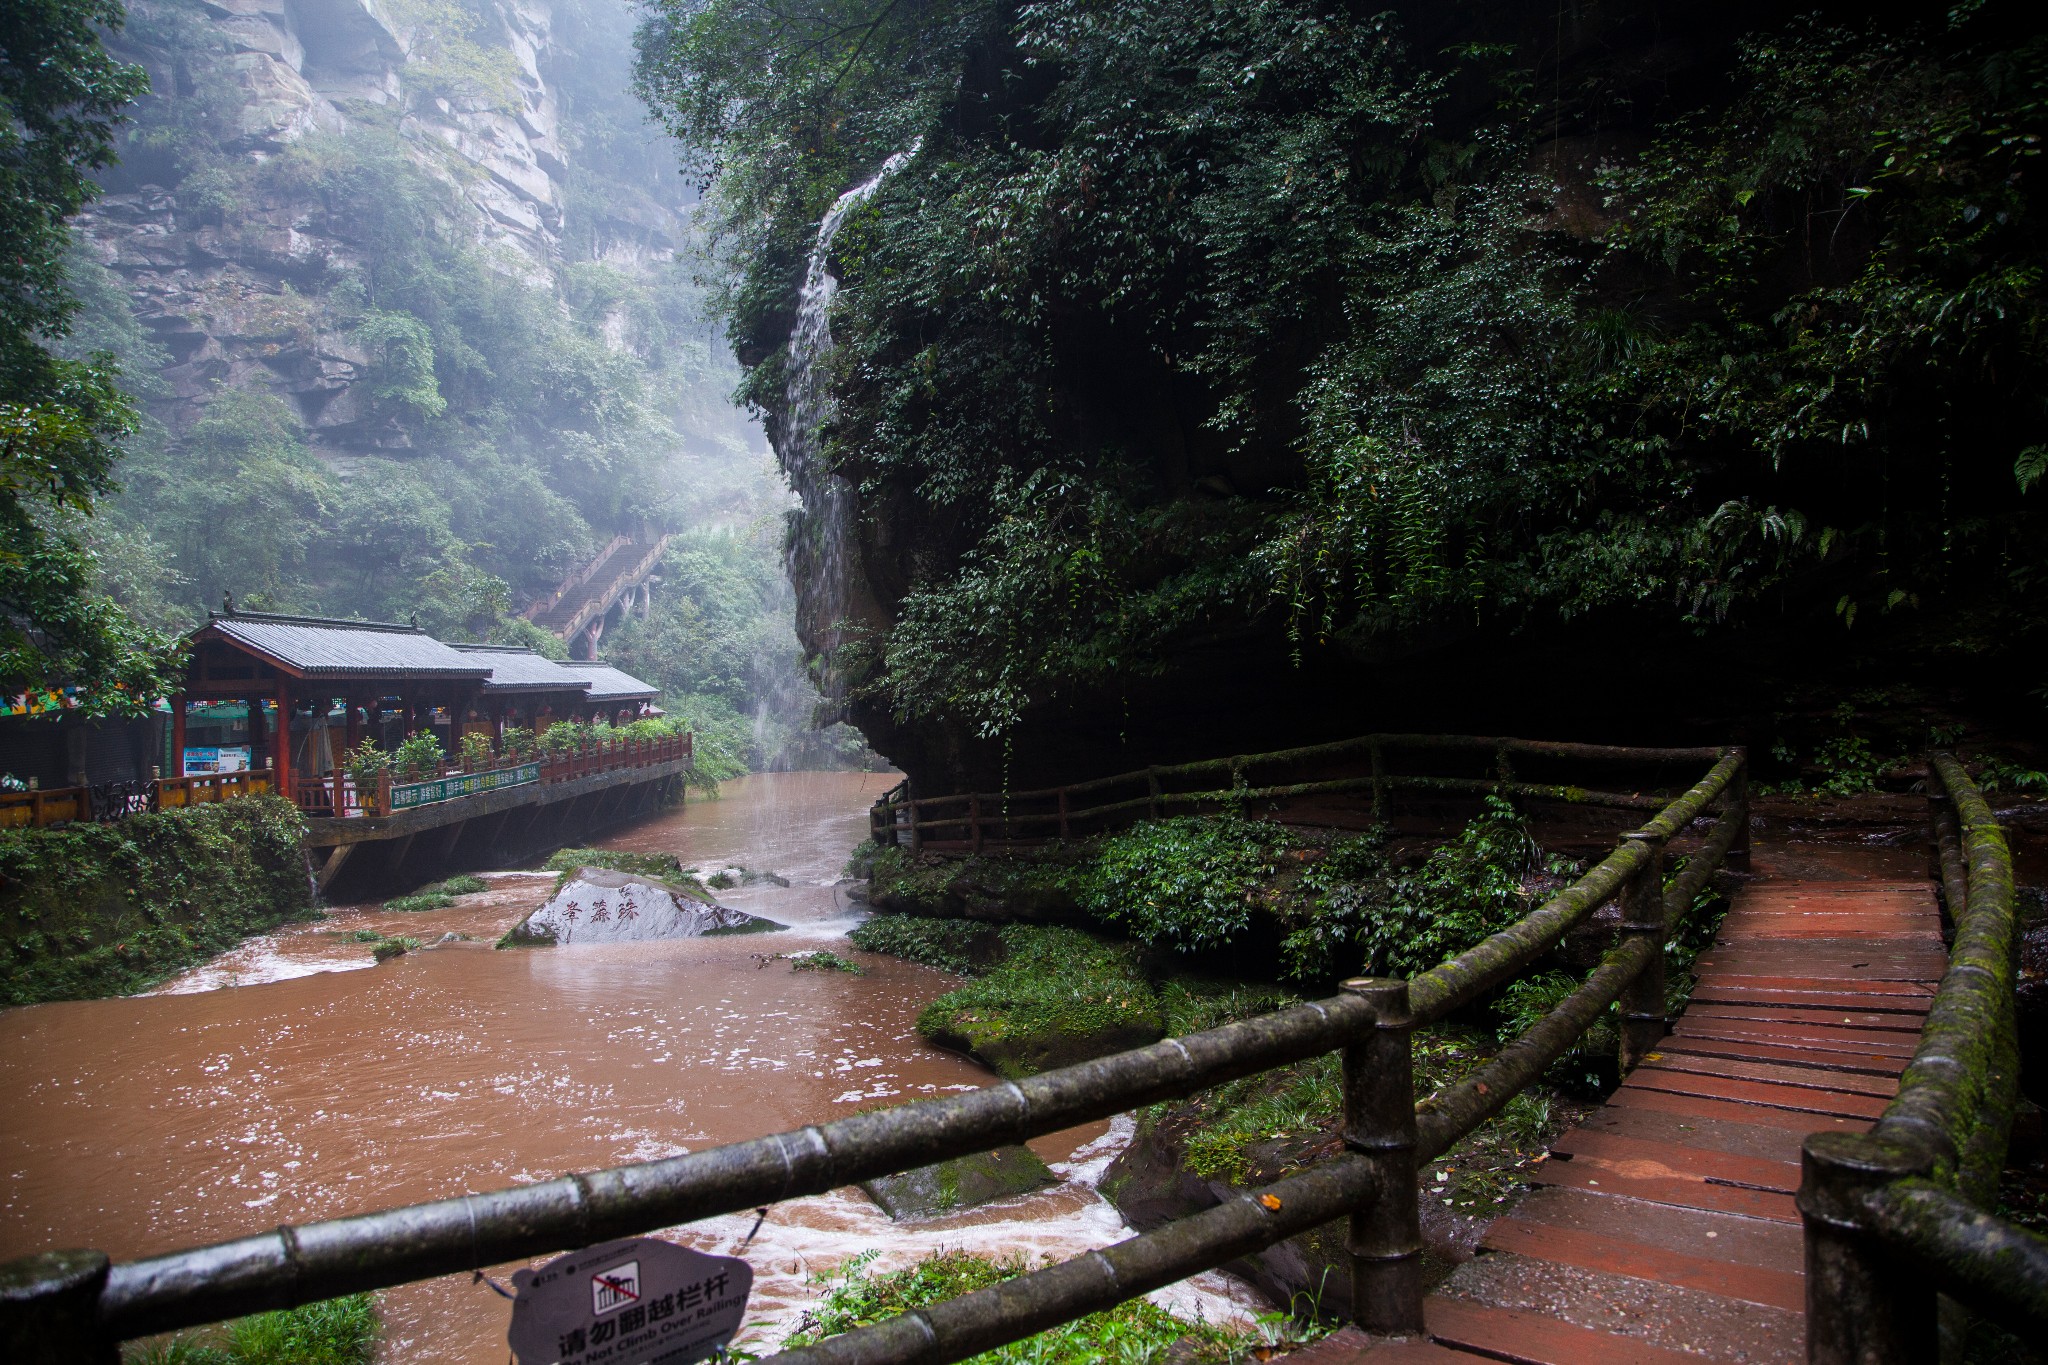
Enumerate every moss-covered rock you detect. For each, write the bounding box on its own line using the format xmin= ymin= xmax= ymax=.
xmin=913 ymin=925 xmax=1164 ymax=1078
xmin=859 ymin=1144 xmax=1056 ymax=1219
xmin=0 ymin=795 xmax=314 ymax=1006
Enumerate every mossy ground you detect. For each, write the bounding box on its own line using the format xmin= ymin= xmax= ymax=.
xmin=0 ymin=796 xmax=314 ymax=1006
xmin=1158 ymin=1027 xmax=1590 ymax=1212
xmin=779 ymin=1250 xmax=1321 ymax=1362
xmin=124 ymin=1293 xmax=377 ymax=1365
xmin=908 ymin=924 xmax=1166 ymax=1078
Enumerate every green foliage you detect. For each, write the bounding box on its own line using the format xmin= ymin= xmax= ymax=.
xmin=644 ymin=1 xmax=2048 ymax=738
xmin=341 ymin=738 xmax=390 ymax=790
xmin=782 ymin=1250 xmax=1267 ymax=1363
xmin=457 ymin=731 xmax=495 ymax=772
xmin=125 ymin=1292 xmax=378 ymax=1365
xmin=370 ymin=936 xmax=420 ymax=961
xmin=0 ymin=0 xmax=181 ymax=705
xmin=437 ymin=874 xmax=488 ymax=895
xmin=789 ymin=949 xmax=865 ymax=974
xmin=1079 ymin=814 xmax=1281 ymax=952
xmin=0 ymin=795 xmax=312 ymax=1005
xmin=543 ymin=846 xmax=690 ymax=881
xmin=391 ymin=731 xmax=446 ymax=783
xmin=1169 ymin=1024 xmax=1572 ymax=1213
xmin=604 ymin=526 xmax=872 ymax=770
xmin=1279 ymin=797 xmax=1546 ymax=980
xmin=914 ymin=925 xmax=1161 ymax=1077
xmin=1978 ymin=757 xmax=2048 ymax=793
xmin=846 ymin=914 xmax=988 ymax=974
xmin=382 ymin=892 xmax=455 ymax=913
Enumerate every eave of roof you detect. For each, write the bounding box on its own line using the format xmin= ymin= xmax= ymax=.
xmin=558 ymin=660 xmax=660 ymax=700
xmin=449 ymin=644 xmax=595 ymax=694
xmin=193 ymin=611 xmax=492 ymax=680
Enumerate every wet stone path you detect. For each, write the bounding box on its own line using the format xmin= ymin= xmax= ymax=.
xmin=1304 ymin=853 xmax=1946 ymax=1363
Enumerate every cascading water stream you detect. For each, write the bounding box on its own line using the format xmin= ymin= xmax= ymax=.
xmin=780 ymin=143 xmax=921 ymax=701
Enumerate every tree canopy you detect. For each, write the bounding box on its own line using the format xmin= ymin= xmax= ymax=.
xmin=640 ymin=0 xmax=2048 ymax=760
xmin=1 ymin=0 xmax=178 ymax=710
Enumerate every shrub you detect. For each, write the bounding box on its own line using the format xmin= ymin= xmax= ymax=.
xmin=436 ymin=874 xmax=487 ymax=895
xmin=499 ymin=726 xmax=536 ymax=762
xmin=342 ymin=738 xmax=389 ymax=790
xmin=1077 ymin=814 xmax=1282 ymax=951
xmin=1279 ymin=797 xmax=1546 ymax=980
xmin=457 ymin=731 xmax=495 ymax=771
xmin=391 ymin=731 xmax=445 ymax=783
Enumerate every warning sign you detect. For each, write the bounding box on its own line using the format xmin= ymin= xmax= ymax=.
xmin=508 ymin=1237 xmax=752 ymax=1365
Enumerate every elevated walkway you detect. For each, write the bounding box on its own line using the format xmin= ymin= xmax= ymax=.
xmin=523 ymin=531 xmax=672 ymax=656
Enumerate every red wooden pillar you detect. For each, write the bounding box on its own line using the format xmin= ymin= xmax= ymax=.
xmin=171 ymin=700 xmax=187 ymax=778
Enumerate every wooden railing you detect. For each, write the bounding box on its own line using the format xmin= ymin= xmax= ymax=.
xmin=1798 ymin=754 xmax=2044 ymax=1360
xmin=522 ymin=533 xmax=632 ymax=622
xmin=292 ymin=734 xmax=692 ymax=818
xmin=871 ymin=731 xmax=1728 ymax=852
xmin=551 ymin=534 xmax=674 ymax=643
xmin=0 ymin=738 xmax=1754 ymax=1362
xmin=0 ymin=771 xmax=273 ymax=829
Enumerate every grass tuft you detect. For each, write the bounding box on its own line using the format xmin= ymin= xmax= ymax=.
xmin=124 ymin=1293 xmax=377 ymax=1365
xmin=782 ymin=1250 xmax=1318 ymax=1363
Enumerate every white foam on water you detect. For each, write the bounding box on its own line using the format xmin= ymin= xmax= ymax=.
xmin=657 ymin=1114 xmax=1267 ymax=1351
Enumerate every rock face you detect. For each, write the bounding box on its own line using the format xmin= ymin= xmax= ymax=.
xmin=81 ymin=0 xmax=682 ymax=451
xmin=858 ymin=1145 xmax=1056 ymax=1220
xmin=508 ymin=868 xmax=763 ymax=945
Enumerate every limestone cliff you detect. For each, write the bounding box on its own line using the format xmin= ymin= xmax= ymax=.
xmin=78 ymin=0 xmax=685 ymax=455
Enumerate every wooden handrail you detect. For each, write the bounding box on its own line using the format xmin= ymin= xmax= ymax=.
xmin=2 ymin=772 xmax=276 ymax=828
xmin=871 ymin=730 xmax=1737 ymax=851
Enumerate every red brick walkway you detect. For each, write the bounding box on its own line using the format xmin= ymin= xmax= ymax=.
xmin=1297 ymin=874 xmax=1946 ymax=1364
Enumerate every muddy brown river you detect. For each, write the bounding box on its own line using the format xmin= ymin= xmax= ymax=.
xmin=0 ymin=771 xmax=1254 ymax=1360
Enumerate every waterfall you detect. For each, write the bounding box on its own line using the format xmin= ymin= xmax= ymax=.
xmin=780 ymin=142 xmax=920 ymax=702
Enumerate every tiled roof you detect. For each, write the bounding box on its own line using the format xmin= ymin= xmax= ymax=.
xmin=450 ymin=644 xmax=594 ymax=694
xmin=199 ymin=612 xmax=491 ymax=679
xmin=558 ymin=660 xmax=659 ymax=700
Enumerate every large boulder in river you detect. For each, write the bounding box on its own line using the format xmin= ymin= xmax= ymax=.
xmin=504 ymin=868 xmax=778 ymax=946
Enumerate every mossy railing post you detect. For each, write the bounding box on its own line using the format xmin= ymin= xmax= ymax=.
xmin=1057 ymin=788 xmax=1070 ymax=840
xmin=1369 ymin=740 xmax=1386 ymax=823
xmin=1340 ymin=976 xmax=1424 ymax=1335
xmin=1726 ymin=749 xmax=1751 ymax=871
xmin=1617 ymin=829 xmax=1669 ymax=1073
xmin=908 ymin=781 xmax=921 ymax=856
xmin=1146 ymin=768 xmax=1162 ymax=819
xmin=1800 ymin=1131 xmax=1937 ymax=1364
xmin=0 ymin=1249 xmax=117 ymax=1364
xmin=969 ymin=793 xmax=983 ymax=854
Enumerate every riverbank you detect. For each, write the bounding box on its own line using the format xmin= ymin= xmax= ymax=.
xmin=3 ymin=771 xmax=1265 ymax=1363
xmin=0 ymin=795 xmax=314 ymax=1007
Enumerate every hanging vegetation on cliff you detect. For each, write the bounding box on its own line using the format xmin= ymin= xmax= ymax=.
xmin=639 ymin=0 xmax=2048 ymax=762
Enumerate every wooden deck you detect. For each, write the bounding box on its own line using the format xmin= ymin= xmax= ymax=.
xmin=1298 ymin=870 xmax=1947 ymax=1363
